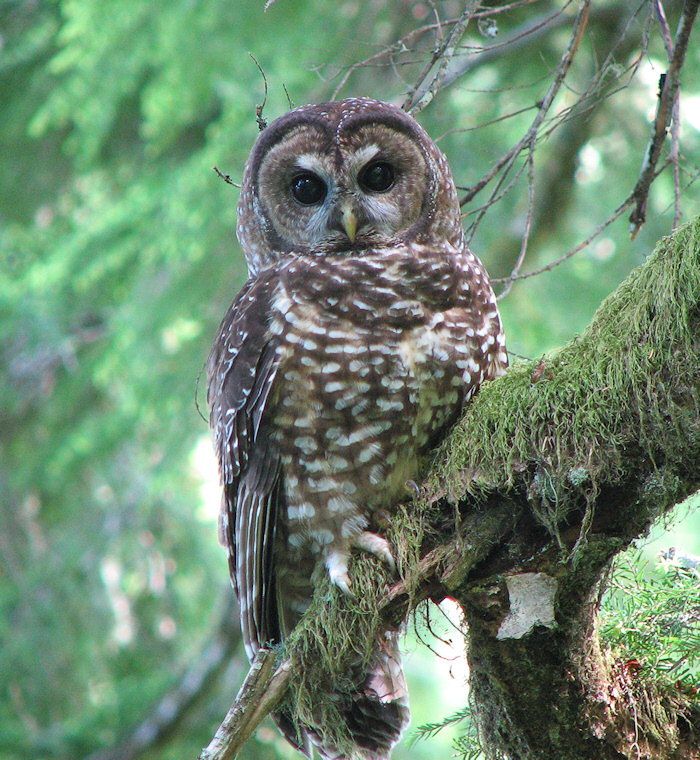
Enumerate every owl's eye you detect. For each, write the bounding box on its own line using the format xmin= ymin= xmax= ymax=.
xmin=359 ymin=161 xmax=395 ymax=193
xmin=290 ymin=172 xmax=327 ymax=205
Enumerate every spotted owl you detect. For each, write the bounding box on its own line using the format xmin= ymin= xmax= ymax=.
xmin=207 ymin=97 xmax=508 ymax=759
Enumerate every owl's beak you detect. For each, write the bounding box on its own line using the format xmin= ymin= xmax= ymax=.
xmin=341 ymin=204 xmax=358 ymax=243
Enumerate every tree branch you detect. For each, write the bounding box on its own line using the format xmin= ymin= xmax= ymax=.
xmin=403 ymin=0 xmax=483 ymax=115
xmin=629 ymin=0 xmax=700 ymax=238
xmin=198 ymin=651 xmax=291 ymax=760
xmin=460 ymin=0 xmax=590 ymax=211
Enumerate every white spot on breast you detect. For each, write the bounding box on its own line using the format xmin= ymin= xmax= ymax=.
xmin=369 ymin=465 xmax=384 ymax=485
xmin=380 ymin=376 xmax=405 ymax=391
xmin=467 ymin=358 xmax=481 ymax=373
xmin=311 ymin=528 xmax=335 ymax=546
xmin=357 ymin=445 xmax=379 ymax=464
xmin=481 ymin=335 xmax=496 ymax=352
xmin=328 ymin=495 xmax=353 ymax=513
xmin=327 ymin=454 xmax=349 ymax=469
xmin=351 ymin=400 xmax=369 ymax=415
xmin=288 ymin=532 xmax=307 ymax=548
xmin=376 ymin=397 xmax=404 ymax=412
xmin=288 ymin=503 xmax=315 ymax=520
xmin=341 ymin=514 xmax=368 ymax=538
xmin=294 ymin=436 xmax=318 ymax=454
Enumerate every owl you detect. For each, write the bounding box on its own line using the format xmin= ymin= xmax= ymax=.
xmin=207 ymin=97 xmax=508 ymax=759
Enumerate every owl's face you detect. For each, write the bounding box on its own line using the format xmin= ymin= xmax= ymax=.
xmin=237 ymin=98 xmax=463 ymax=275
xmin=256 ymin=119 xmax=430 ymax=250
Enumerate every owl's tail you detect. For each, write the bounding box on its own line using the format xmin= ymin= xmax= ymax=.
xmin=274 ymin=630 xmax=410 ymax=760
xmin=337 ymin=630 xmax=410 ymax=759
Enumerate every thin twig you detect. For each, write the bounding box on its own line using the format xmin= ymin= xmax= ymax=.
xmin=628 ymin=0 xmax=700 ymax=238
xmin=329 ymin=0 xmax=545 ymax=100
xmin=248 ymin=54 xmax=268 ymax=131
xmin=404 ymin=0 xmax=483 ymax=115
xmin=331 ymin=24 xmax=440 ymax=100
xmin=213 ymin=167 xmax=241 ymax=188
xmin=493 ymin=157 xmax=672 ymax=285
xmin=460 ymin=0 xmax=590 ymax=208
xmin=655 ymin=1 xmax=683 ymax=229
xmin=494 ymin=194 xmax=635 ymax=284
xmin=464 ymin=147 xmax=531 ymax=242
xmin=440 ymin=4 xmax=573 ymax=93
xmin=198 ymin=651 xmax=291 ymax=760
xmin=498 ymin=146 xmax=536 ymax=300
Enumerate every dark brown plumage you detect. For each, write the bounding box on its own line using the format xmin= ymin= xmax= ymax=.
xmin=207 ymin=98 xmax=507 ymax=759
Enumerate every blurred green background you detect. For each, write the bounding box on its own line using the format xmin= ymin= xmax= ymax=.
xmin=1 ymin=1 xmax=699 ymax=759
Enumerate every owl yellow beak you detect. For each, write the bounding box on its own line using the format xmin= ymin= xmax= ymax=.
xmin=341 ymin=204 xmax=358 ymax=243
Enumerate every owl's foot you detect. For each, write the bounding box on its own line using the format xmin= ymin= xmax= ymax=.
xmin=326 ymin=532 xmax=396 ymax=596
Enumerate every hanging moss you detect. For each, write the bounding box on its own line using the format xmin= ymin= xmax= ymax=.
xmin=281 ymin=559 xmax=392 ymax=755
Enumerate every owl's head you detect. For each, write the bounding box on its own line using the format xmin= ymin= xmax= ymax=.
xmin=236 ymin=98 xmax=463 ymax=275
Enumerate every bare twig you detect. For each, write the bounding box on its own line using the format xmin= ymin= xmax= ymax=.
xmin=493 ymin=193 xmax=636 ymax=284
xmin=440 ymin=4 xmax=573 ymax=93
xmin=460 ymin=0 xmax=590 ymax=208
xmin=213 ymin=167 xmax=240 ymax=188
xmin=464 ymin=145 xmax=531 ymax=241
xmin=404 ymin=0 xmax=483 ymax=115
xmin=248 ymin=54 xmax=269 ymax=131
xmin=492 ymin=156 xmax=673 ymax=286
xmin=655 ymin=1 xmax=683 ymax=229
xmin=198 ymin=651 xmax=291 ymax=760
xmin=628 ymin=0 xmax=700 ymax=238
xmin=331 ymin=23 xmax=442 ymax=100
xmin=497 ymin=146 xmax=536 ymax=300
xmin=329 ymin=1 xmax=543 ymax=100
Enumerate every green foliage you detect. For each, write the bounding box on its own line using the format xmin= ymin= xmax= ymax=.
xmin=416 ymin=705 xmax=485 ymax=760
xmin=602 ymin=550 xmax=700 ymax=687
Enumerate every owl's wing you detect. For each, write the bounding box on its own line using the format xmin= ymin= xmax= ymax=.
xmin=206 ymin=274 xmax=282 ymax=659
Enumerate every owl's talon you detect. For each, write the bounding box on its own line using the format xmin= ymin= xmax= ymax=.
xmin=376 ymin=509 xmax=393 ymax=528
xmin=326 ymin=550 xmax=354 ymax=596
xmin=405 ymin=479 xmax=420 ymax=496
xmin=353 ymin=532 xmax=396 ymax=572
